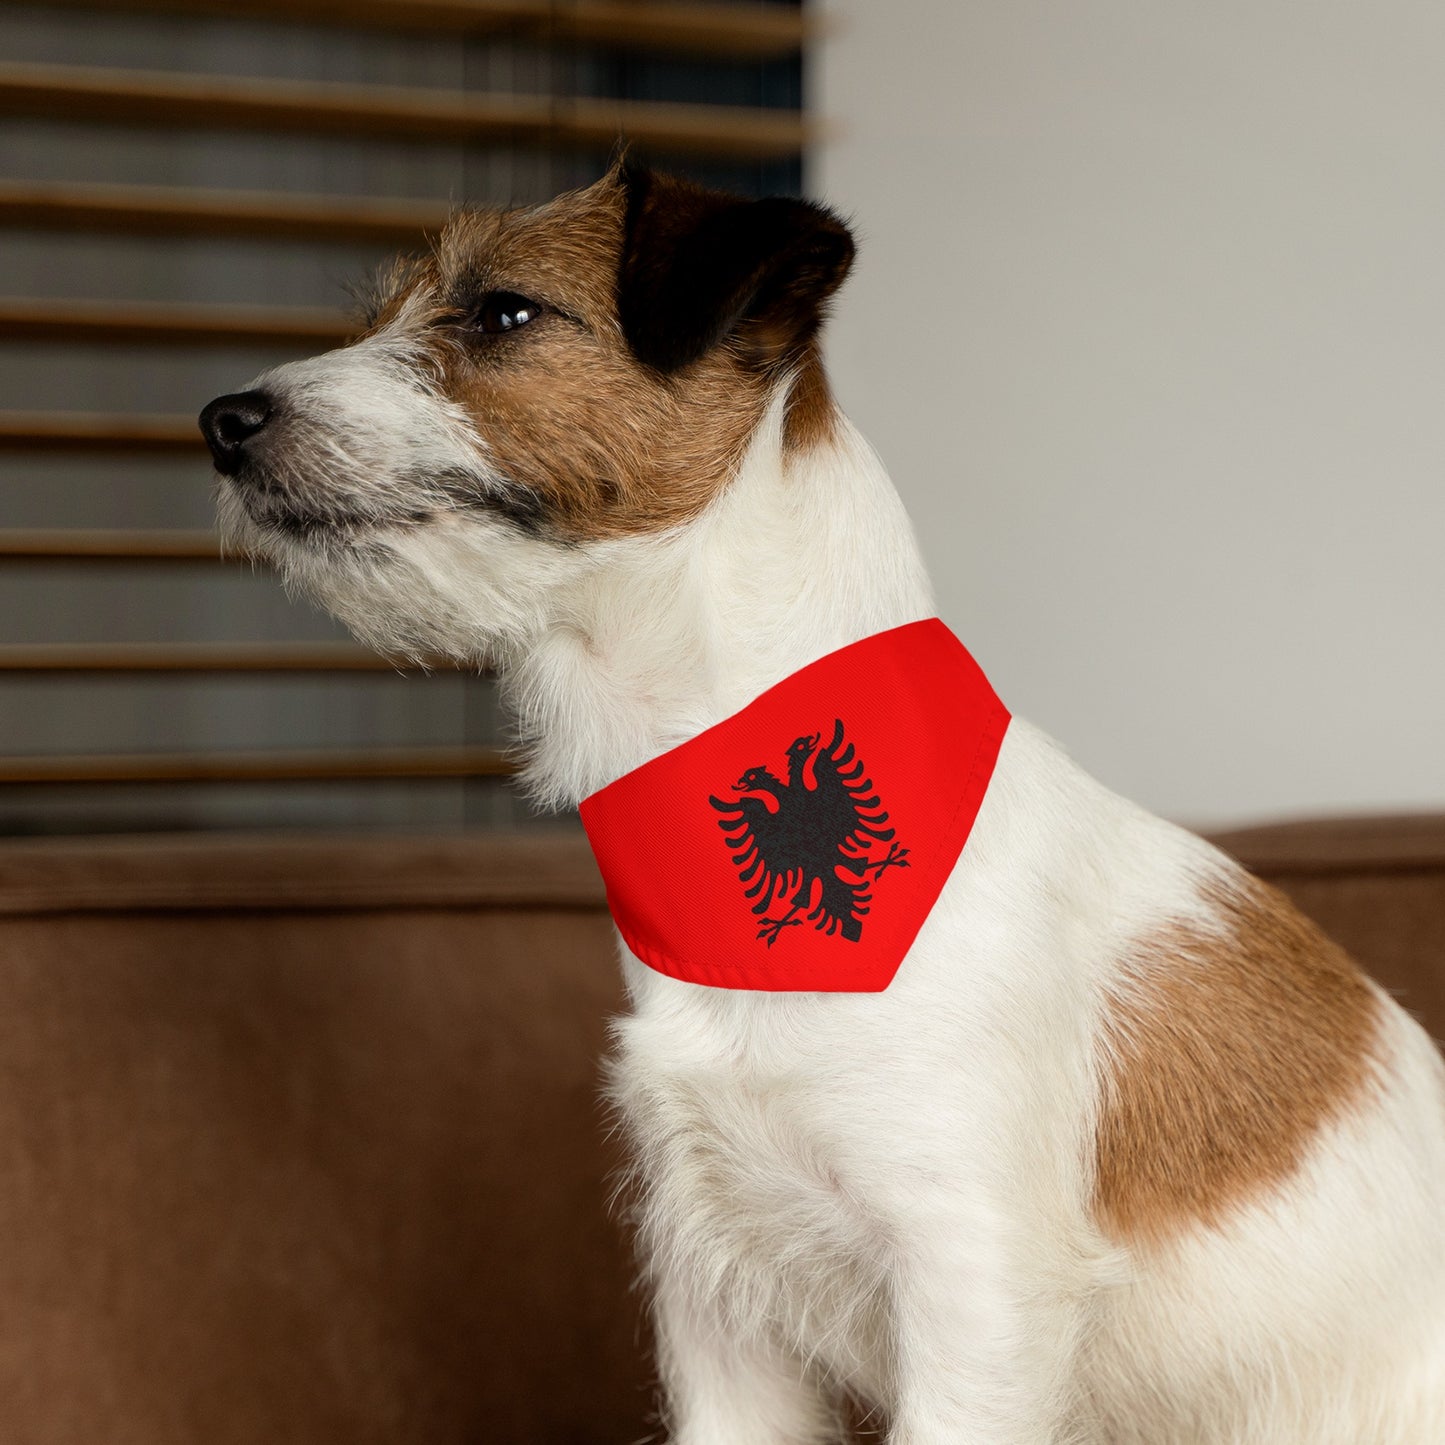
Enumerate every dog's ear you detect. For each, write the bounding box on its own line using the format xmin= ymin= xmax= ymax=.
xmin=616 ymin=162 xmax=855 ymax=375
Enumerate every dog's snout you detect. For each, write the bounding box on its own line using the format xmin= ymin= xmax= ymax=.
xmin=199 ymin=390 xmax=274 ymax=475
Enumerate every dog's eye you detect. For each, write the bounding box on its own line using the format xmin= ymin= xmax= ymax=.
xmin=471 ymin=291 xmax=543 ymax=335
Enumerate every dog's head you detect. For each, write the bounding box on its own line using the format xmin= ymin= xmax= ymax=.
xmin=200 ymin=162 xmax=854 ymax=662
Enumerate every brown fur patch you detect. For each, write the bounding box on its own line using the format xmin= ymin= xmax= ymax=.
xmin=782 ymin=343 xmax=840 ymax=454
xmin=368 ymin=175 xmax=776 ymax=541
xmin=1094 ymin=872 xmax=1382 ymax=1246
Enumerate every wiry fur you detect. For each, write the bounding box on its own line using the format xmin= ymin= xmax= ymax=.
xmin=207 ymin=168 xmax=1445 ymax=1444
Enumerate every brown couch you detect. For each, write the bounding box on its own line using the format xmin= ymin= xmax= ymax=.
xmin=0 ymin=817 xmax=1441 ymax=1443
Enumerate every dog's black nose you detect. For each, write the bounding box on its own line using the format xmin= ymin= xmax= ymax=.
xmin=199 ymin=390 xmax=273 ymax=475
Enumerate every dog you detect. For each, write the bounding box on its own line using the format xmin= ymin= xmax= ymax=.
xmin=200 ymin=161 xmax=1445 ymax=1443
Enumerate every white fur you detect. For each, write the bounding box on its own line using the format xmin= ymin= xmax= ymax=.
xmin=220 ymin=343 xmax=1445 ymax=1444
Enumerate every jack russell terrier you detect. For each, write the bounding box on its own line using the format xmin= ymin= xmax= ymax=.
xmin=200 ymin=162 xmax=1445 ymax=1444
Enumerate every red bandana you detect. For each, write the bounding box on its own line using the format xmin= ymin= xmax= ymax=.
xmin=579 ymin=619 xmax=1010 ymax=992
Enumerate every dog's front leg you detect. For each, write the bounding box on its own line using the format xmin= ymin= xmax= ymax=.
xmin=882 ymin=1197 xmax=1089 ymax=1445
xmin=653 ymin=1272 xmax=843 ymax=1445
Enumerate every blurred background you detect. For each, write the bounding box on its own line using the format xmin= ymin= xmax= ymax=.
xmin=0 ymin=0 xmax=802 ymax=836
xmin=1 ymin=0 xmax=1440 ymax=838
xmin=820 ymin=0 xmax=1445 ymax=827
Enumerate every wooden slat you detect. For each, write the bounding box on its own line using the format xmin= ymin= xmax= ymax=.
xmin=0 ymin=744 xmax=512 ymax=783
xmin=0 ymin=179 xmax=449 ymax=245
xmin=0 ymin=0 xmax=810 ymax=59
xmin=0 ymin=529 xmax=223 ymax=560
xmin=0 ymin=832 xmax=604 ymax=917
xmin=0 ymin=61 xmax=813 ymax=161
xmin=0 ymin=297 xmax=352 ymax=348
xmin=0 ymin=642 xmax=413 ymax=672
xmin=0 ymin=412 xmax=200 ymax=452
xmin=547 ymin=0 xmax=810 ymax=57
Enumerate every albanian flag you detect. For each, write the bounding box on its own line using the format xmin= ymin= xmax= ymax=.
xmin=579 ymin=618 xmax=1010 ymax=992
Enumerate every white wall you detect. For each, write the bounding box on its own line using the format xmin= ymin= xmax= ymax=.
xmin=814 ymin=0 xmax=1445 ymax=828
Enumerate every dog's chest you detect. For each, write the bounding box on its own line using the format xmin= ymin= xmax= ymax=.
xmin=611 ymin=996 xmax=893 ymax=1392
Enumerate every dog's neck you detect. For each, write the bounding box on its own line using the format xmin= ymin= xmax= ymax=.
xmin=506 ymin=394 xmax=936 ymax=810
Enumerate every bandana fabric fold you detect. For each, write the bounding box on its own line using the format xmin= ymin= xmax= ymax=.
xmin=578 ymin=618 xmax=1010 ymax=992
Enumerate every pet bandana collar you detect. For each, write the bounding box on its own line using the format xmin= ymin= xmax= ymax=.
xmin=579 ymin=618 xmax=1010 ymax=993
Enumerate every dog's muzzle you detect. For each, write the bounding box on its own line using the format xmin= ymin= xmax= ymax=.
xmin=199 ymin=390 xmax=273 ymax=476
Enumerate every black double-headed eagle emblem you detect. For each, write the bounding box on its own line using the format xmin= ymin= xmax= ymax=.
xmin=708 ymin=719 xmax=911 ymax=947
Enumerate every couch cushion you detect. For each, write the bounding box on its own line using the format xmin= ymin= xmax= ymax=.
xmin=0 ymin=830 xmax=647 ymax=1445
xmin=0 ymin=817 xmax=1440 ymax=1442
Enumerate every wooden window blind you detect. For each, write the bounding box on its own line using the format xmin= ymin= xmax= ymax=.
xmin=0 ymin=0 xmax=809 ymax=834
